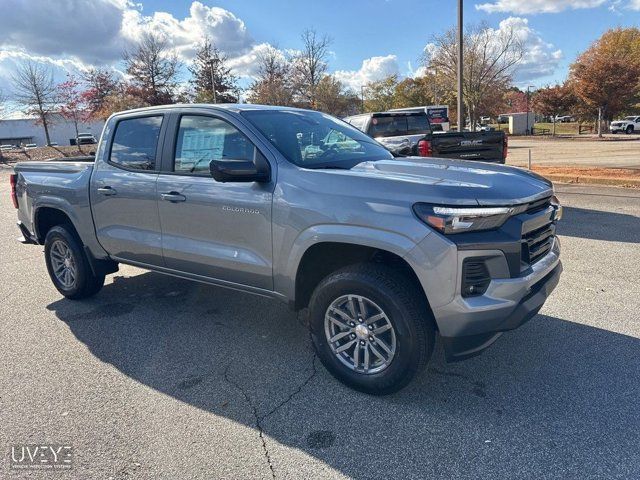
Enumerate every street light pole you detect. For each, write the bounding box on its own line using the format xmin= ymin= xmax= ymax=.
xmin=457 ymin=0 xmax=464 ymax=132
xmin=526 ymin=85 xmax=535 ymax=135
xmin=361 ymin=85 xmax=365 ymax=113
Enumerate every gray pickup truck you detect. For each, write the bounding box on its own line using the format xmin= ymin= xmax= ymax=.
xmin=11 ymin=104 xmax=562 ymax=394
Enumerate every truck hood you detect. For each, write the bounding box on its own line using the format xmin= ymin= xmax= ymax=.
xmin=321 ymin=157 xmax=553 ymax=206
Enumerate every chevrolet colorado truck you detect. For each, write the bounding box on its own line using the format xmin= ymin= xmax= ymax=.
xmin=11 ymin=104 xmax=562 ymax=394
xmin=344 ymin=111 xmax=508 ymax=163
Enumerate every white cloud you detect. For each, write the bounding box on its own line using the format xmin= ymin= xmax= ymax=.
xmin=0 ymin=0 xmax=264 ymax=101
xmin=0 ymin=0 xmax=128 ymax=64
xmin=424 ymin=17 xmax=562 ymax=85
xmin=498 ymin=17 xmax=564 ymax=82
xmin=334 ymin=55 xmax=400 ymax=91
xmin=628 ymin=0 xmax=640 ymax=9
xmin=227 ymin=43 xmax=283 ymax=79
xmin=476 ymin=0 xmax=607 ymax=14
xmin=120 ymin=2 xmax=254 ymax=61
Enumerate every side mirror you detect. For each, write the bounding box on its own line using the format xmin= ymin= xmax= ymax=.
xmin=209 ymin=151 xmax=270 ymax=183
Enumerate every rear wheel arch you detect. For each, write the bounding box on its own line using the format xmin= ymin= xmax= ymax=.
xmin=34 ymin=207 xmax=79 ymax=244
xmin=34 ymin=206 xmax=118 ymax=277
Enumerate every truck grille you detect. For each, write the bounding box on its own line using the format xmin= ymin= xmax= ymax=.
xmin=522 ymin=223 xmax=555 ymax=265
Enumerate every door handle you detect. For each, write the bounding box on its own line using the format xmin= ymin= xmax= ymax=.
xmin=97 ymin=186 xmax=117 ymax=196
xmin=161 ymin=192 xmax=186 ymax=203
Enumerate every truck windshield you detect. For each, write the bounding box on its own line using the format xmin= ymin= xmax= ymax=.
xmin=241 ymin=109 xmax=393 ymax=169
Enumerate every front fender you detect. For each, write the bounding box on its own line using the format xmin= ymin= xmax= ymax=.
xmin=275 ymin=224 xmax=424 ymax=300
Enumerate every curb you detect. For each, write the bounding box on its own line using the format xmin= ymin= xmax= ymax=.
xmin=538 ymin=173 xmax=640 ymax=187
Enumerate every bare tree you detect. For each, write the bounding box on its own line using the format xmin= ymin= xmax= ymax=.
xmin=123 ymin=32 xmax=180 ymax=106
xmin=12 ymin=61 xmax=57 ymax=145
xmin=424 ymin=23 xmax=524 ymax=128
xmin=0 ymin=88 xmax=7 ymax=119
xmin=291 ymin=30 xmax=332 ymax=108
xmin=247 ymin=46 xmax=294 ymax=106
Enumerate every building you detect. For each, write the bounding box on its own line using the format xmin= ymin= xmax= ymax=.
xmin=0 ymin=115 xmax=104 ymax=146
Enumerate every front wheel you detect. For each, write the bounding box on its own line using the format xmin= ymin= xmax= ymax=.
xmin=309 ymin=264 xmax=435 ymax=395
xmin=44 ymin=225 xmax=105 ymax=300
xmin=626 ymin=125 xmax=634 ymax=134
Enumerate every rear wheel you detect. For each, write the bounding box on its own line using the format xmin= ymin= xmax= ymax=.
xmin=44 ymin=225 xmax=104 ymax=300
xmin=309 ymin=264 xmax=435 ymax=395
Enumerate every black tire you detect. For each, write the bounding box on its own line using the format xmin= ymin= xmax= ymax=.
xmin=626 ymin=125 xmax=634 ymax=134
xmin=44 ymin=225 xmax=105 ymax=300
xmin=308 ymin=263 xmax=435 ymax=395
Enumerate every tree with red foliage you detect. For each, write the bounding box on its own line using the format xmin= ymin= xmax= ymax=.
xmin=81 ymin=68 xmax=119 ymax=120
xmin=57 ymin=74 xmax=87 ymax=138
xmin=569 ymin=27 xmax=640 ymax=136
xmin=531 ymin=84 xmax=576 ymax=136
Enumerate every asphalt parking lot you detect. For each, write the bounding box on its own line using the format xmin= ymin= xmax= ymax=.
xmin=1 ymin=170 xmax=639 ymax=479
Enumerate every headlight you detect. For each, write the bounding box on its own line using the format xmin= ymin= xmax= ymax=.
xmin=413 ymin=203 xmax=515 ymax=234
xmin=550 ymin=195 xmax=563 ymax=221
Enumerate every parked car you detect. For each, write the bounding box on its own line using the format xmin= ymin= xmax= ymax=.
xmin=76 ymin=133 xmax=97 ymax=145
xmin=497 ymin=115 xmax=509 ymax=124
xmin=48 ymin=142 xmax=59 ymax=147
xmin=610 ymin=116 xmax=640 ymax=134
xmin=0 ymin=144 xmax=13 ymax=151
xmin=11 ymin=104 xmax=562 ymax=394
xmin=23 ymin=143 xmax=37 ymax=150
xmin=554 ymin=115 xmax=575 ymax=123
xmin=344 ymin=111 xmax=508 ymax=163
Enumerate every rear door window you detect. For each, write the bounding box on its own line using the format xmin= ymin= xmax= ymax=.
xmin=110 ymin=116 xmax=163 ymax=171
xmin=368 ymin=115 xmax=430 ymax=138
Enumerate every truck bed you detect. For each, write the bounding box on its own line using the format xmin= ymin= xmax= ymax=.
xmin=13 ymin=160 xmax=95 ymax=245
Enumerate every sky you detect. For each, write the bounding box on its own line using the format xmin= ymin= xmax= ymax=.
xmin=0 ymin=0 xmax=639 ymax=115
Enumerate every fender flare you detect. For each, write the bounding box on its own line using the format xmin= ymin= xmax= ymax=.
xmin=278 ymin=224 xmax=422 ymax=300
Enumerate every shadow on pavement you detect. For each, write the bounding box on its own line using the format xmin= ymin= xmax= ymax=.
xmin=46 ymin=270 xmax=640 ymax=478
xmin=557 ymin=206 xmax=639 ymax=243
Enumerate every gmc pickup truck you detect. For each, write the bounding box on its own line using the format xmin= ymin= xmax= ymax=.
xmin=11 ymin=104 xmax=562 ymax=394
xmin=344 ymin=111 xmax=508 ymax=163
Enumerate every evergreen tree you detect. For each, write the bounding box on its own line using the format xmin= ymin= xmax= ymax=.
xmin=190 ymin=38 xmax=238 ymax=104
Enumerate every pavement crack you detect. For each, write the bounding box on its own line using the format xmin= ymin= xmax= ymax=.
xmin=261 ymin=354 xmax=317 ymax=422
xmin=223 ymin=352 xmax=317 ymax=480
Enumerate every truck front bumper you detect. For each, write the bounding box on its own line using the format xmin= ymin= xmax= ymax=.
xmin=440 ymin=260 xmax=562 ymax=361
xmin=410 ymin=229 xmax=562 ymax=362
xmin=436 ymin=236 xmax=562 ymax=361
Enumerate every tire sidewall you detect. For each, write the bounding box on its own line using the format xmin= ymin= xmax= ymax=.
xmin=309 ymin=271 xmax=428 ymax=394
xmin=44 ymin=226 xmax=88 ymax=298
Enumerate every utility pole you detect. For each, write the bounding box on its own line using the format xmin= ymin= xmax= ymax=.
xmin=361 ymin=85 xmax=365 ymax=113
xmin=208 ymin=60 xmax=217 ymax=104
xmin=457 ymin=0 xmax=464 ymax=132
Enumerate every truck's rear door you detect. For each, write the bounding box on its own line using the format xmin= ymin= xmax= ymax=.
xmin=91 ymin=113 xmax=167 ymax=266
